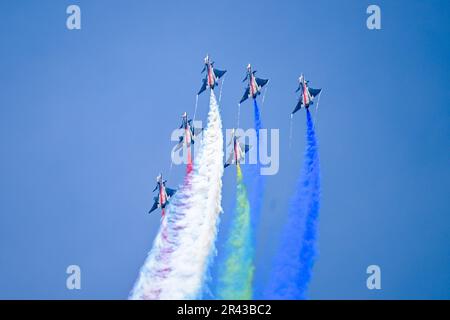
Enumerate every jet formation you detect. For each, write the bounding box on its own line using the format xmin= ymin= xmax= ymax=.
xmin=148 ymin=55 xmax=322 ymax=217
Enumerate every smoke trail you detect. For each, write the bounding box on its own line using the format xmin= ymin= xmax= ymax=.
xmin=130 ymin=90 xmax=224 ymax=299
xmin=253 ymin=100 xmax=262 ymax=146
xmin=216 ymin=165 xmax=254 ymax=299
xmin=237 ymin=99 xmax=266 ymax=298
xmin=265 ymin=109 xmax=320 ymax=299
xmin=193 ymin=95 xmax=199 ymax=121
xmin=186 ymin=145 xmax=193 ymax=174
xmin=248 ymin=100 xmax=265 ymax=225
xmin=219 ymin=76 xmax=225 ymax=103
xmin=289 ymin=115 xmax=294 ymax=149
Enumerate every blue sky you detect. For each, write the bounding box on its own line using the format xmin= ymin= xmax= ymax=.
xmin=0 ymin=0 xmax=448 ymax=299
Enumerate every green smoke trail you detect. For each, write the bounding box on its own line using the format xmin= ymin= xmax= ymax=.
xmin=216 ymin=165 xmax=254 ymax=300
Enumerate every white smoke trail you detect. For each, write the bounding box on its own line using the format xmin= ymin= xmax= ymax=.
xmin=313 ymin=90 xmax=322 ymax=127
xmin=219 ymin=77 xmax=225 ymax=103
xmin=262 ymin=85 xmax=268 ymax=105
xmin=237 ymin=103 xmax=241 ymax=128
xmin=193 ymin=94 xmax=199 ymax=121
xmin=130 ymin=90 xmax=224 ymax=300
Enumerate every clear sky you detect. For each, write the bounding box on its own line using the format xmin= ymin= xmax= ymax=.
xmin=0 ymin=0 xmax=448 ymax=299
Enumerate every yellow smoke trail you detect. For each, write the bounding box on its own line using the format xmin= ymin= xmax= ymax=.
xmin=217 ymin=164 xmax=254 ymax=300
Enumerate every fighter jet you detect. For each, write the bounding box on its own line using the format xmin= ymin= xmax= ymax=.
xmin=174 ymin=112 xmax=203 ymax=152
xmin=148 ymin=174 xmax=176 ymax=215
xmin=224 ymin=129 xmax=251 ymax=168
xmin=239 ymin=64 xmax=269 ymax=104
xmin=291 ymin=74 xmax=322 ymax=115
xmin=198 ymin=54 xmax=227 ymax=95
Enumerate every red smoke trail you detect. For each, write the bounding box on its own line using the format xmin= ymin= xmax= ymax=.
xmin=131 ymin=90 xmax=223 ymax=300
xmin=139 ymin=160 xmax=193 ymax=300
xmin=187 ymin=146 xmax=193 ymax=174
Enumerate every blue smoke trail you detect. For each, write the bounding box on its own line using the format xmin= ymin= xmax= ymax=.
xmin=248 ymin=100 xmax=265 ymax=225
xmin=264 ymin=109 xmax=320 ymax=299
xmin=242 ymin=99 xmax=266 ymax=298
